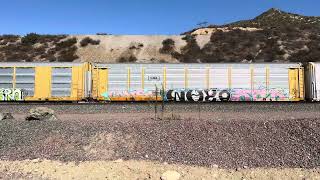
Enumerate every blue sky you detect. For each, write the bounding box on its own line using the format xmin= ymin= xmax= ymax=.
xmin=1 ymin=0 xmax=319 ymax=35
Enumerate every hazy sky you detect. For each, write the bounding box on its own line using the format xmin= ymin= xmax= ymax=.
xmin=1 ymin=0 xmax=319 ymax=35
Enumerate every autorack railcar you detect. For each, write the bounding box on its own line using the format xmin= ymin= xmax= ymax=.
xmin=0 ymin=62 xmax=306 ymax=102
xmin=91 ymin=63 xmax=304 ymax=102
xmin=0 ymin=62 xmax=90 ymax=101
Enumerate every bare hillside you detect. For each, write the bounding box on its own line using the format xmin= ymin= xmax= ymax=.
xmin=0 ymin=8 xmax=319 ymax=63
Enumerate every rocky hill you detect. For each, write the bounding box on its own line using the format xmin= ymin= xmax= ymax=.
xmin=0 ymin=8 xmax=319 ymax=63
xmin=185 ymin=8 xmax=320 ymax=34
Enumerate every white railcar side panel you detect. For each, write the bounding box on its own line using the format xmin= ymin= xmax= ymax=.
xmin=93 ymin=63 xmax=301 ymax=102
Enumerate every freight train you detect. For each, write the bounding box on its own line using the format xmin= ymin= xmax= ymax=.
xmin=0 ymin=62 xmax=319 ymax=102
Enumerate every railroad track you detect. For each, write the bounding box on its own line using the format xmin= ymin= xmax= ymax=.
xmin=0 ymin=101 xmax=315 ymax=105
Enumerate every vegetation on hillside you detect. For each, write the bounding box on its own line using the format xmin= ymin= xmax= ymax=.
xmin=183 ymin=8 xmax=320 ymax=35
xmin=169 ymin=26 xmax=320 ymax=63
xmin=226 ymin=8 xmax=320 ymax=29
xmin=159 ymin=39 xmax=175 ymax=54
xmin=174 ymin=8 xmax=320 ymax=62
xmin=80 ymin=37 xmax=101 ymax=47
xmin=0 ymin=33 xmax=78 ymax=62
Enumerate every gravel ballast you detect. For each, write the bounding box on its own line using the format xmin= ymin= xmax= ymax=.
xmin=0 ymin=103 xmax=320 ymax=169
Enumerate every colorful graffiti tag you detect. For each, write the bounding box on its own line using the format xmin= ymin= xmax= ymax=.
xmin=230 ymin=88 xmax=289 ymax=101
xmin=167 ymin=87 xmax=289 ymax=102
xmin=101 ymin=88 xmax=231 ymax=102
xmin=0 ymin=88 xmax=26 ymax=101
xmin=102 ymin=89 xmax=155 ymax=101
xmin=166 ymin=89 xmax=230 ymax=102
xmin=101 ymin=87 xmax=289 ymax=102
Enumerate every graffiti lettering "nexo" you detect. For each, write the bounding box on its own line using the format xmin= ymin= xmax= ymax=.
xmin=166 ymin=89 xmax=230 ymax=102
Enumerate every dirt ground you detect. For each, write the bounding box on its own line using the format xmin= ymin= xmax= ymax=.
xmin=1 ymin=160 xmax=320 ymax=180
xmin=0 ymin=103 xmax=320 ymax=179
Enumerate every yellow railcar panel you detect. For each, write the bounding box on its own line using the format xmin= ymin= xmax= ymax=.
xmin=70 ymin=63 xmax=90 ymax=100
xmin=92 ymin=68 xmax=108 ymax=100
xmin=250 ymin=65 xmax=254 ymax=90
xmin=266 ymin=65 xmax=270 ymax=90
xmin=163 ymin=67 xmax=167 ymax=90
xmin=289 ymin=68 xmax=299 ymax=101
xmin=99 ymin=69 xmax=108 ymax=97
xmin=127 ymin=68 xmax=130 ymax=91
xmin=34 ymin=66 xmax=51 ymax=100
xmin=71 ymin=67 xmax=78 ymax=98
xmin=92 ymin=68 xmax=99 ymax=98
xmin=299 ymin=68 xmax=305 ymax=100
xmin=71 ymin=66 xmax=84 ymax=99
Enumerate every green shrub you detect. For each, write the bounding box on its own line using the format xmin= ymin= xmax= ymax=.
xmin=21 ymin=33 xmax=67 ymax=45
xmin=178 ymin=35 xmax=201 ymax=63
xmin=80 ymin=37 xmax=100 ymax=47
xmin=21 ymin=33 xmax=41 ymax=45
xmin=38 ymin=35 xmax=67 ymax=44
xmin=159 ymin=39 xmax=175 ymax=54
xmin=56 ymin=46 xmax=79 ymax=62
xmin=0 ymin=35 xmax=20 ymax=43
xmin=55 ymin=38 xmax=77 ymax=50
xmin=0 ymin=53 xmax=5 ymax=60
xmin=39 ymin=52 xmax=57 ymax=62
xmin=6 ymin=52 xmax=29 ymax=61
xmin=96 ymin=33 xmax=108 ymax=35
xmin=128 ymin=43 xmax=143 ymax=50
xmin=159 ymin=59 xmax=166 ymax=63
xmin=118 ymin=55 xmax=137 ymax=63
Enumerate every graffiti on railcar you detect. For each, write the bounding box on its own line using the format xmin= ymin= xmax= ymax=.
xmin=167 ymin=88 xmax=289 ymax=102
xmin=102 ymin=89 xmax=155 ymax=101
xmin=101 ymin=88 xmax=231 ymax=102
xmin=165 ymin=89 xmax=231 ymax=102
xmin=0 ymin=88 xmax=27 ymax=101
xmin=230 ymin=88 xmax=289 ymax=101
xmin=101 ymin=87 xmax=289 ymax=102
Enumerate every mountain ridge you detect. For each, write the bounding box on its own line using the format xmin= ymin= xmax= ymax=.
xmin=183 ymin=8 xmax=320 ymax=35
